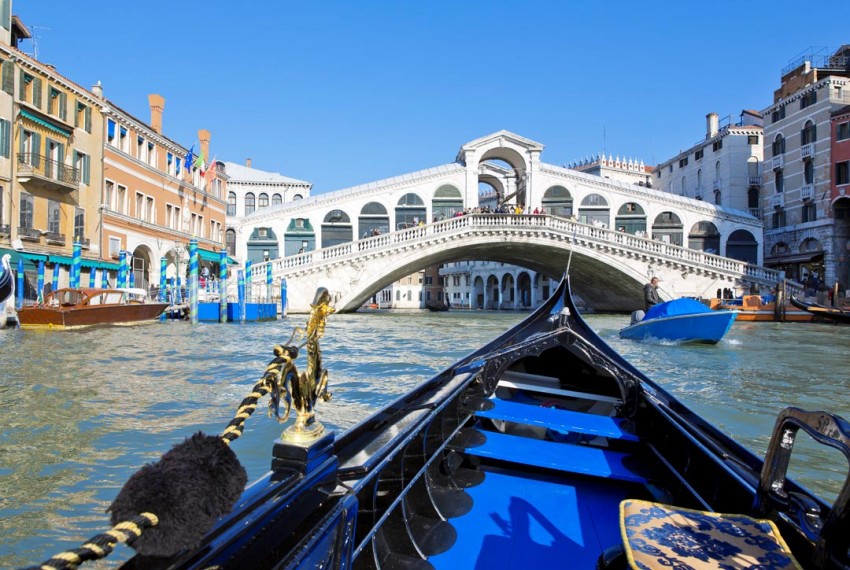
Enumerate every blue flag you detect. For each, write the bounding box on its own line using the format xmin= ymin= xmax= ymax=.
xmin=183 ymin=145 xmax=194 ymax=172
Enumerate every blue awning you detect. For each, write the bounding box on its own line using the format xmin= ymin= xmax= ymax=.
xmin=20 ymin=109 xmax=72 ymax=137
xmin=48 ymin=254 xmax=119 ymax=270
xmin=0 ymin=248 xmax=47 ymax=269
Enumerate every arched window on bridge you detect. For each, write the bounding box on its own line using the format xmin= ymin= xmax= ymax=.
xmin=359 ymin=202 xmax=390 ymax=238
xmin=395 ymin=193 xmax=426 ymax=229
xmin=258 ymin=193 xmax=269 ymax=209
xmin=321 ymin=209 xmax=352 ymax=248
xmin=578 ymin=194 xmax=609 ymax=227
xmin=614 ymin=202 xmax=646 ymax=234
xmin=726 ymin=229 xmax=758 ymax=264
xmin=227 ymin=192 xmax=236 ymax=216
xmin=285 ymin=218 xmax=315 ymax=256
xmin=688 ymin=221 xmax=720 ymax=254
xmin=245 ymin=193 xmax=256 ymax=216
xmin=247 ymin=227 xmax=278 ymax=264
xmin=542 ymin=186 xmax=573 ymax=218
xmin=651 ymin=211 xmax=683 ymax=246
xmin=272 ymin=193 xmax=283 ymax=206
xmin=293 ymin=194 xmax=304 ymax=200
xmin=225 ymin=228 xmax=236 ymax=256
xmin=432 ymin=185 xmax=463 ymax=222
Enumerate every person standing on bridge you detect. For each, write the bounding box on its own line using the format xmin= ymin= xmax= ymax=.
xmin=644 ymin=277 xmax=661 ymax=311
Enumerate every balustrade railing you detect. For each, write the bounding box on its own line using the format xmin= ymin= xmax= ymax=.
xmin=256 ymin=213 xmax=781 ymax=288
xmin=17 ymin=153 xmax=81 ymax=186
xmin=18 ymin=226 xmax=40 ymax=240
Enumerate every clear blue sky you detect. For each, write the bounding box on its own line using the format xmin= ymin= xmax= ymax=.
xmin=14 ymin=0 xmax=850 ymax=194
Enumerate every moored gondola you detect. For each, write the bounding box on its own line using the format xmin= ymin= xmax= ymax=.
xmin=0 ymin=253 xmax=12 ymax=306
xmin=790 ymin=295 xmax=850 ymax=325
xmin=27 ymin=276 xmax=850 ymax=570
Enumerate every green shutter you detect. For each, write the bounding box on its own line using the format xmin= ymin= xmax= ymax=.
xmin=31 ymin=132 xmax=40 ymax=166
xmin=0 ymin=119 xmax=8 ymax=158
xmin=84 ymin=105 xmax=91 ymax=133
xmin=59 ymin=92 xmax=67 ymax=121
xmin=83 ymin=153 xmax=90 ymax=184
xmin=18 ymin=124 xmax=23 ymax=156
xmin=1 ymin=61 xmax=12 ymax=95
xmin=17 ymin=69 xmax=24 ymax=100
xmin=32 ymin=77 xmax=42 ymax=108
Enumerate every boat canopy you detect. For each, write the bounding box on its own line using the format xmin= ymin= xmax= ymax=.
xmin=644 ymin=298 xmax=711 ymax=320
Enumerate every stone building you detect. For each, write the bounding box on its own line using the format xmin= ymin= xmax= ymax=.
xmin=761 ymin=46 xmax=850 ymax=287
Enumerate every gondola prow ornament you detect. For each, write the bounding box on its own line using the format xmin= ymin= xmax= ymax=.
xmin=269 ymin=287 xmax=335 ymax=444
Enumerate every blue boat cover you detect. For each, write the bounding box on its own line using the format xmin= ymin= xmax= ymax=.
xmin=644 ymin=298 xmax=710 ymax=321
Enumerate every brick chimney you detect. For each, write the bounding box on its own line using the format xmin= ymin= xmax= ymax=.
xmin=148 ymin=94 xmax=165 ymax=134
xmin=198 ymin=129 xmax=211 ymax=162
xmin=246 ymin=158 xmax=252 ymax=168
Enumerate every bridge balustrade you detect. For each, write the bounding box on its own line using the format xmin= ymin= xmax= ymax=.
xmin=254 ymin=214 xmax=782 ymax=289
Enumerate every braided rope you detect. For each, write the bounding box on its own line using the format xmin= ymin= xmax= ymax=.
xmin=26 ymin=345 xmax=295 ymax=569
xmin=21 ymin=513 xmax=158 ymax=570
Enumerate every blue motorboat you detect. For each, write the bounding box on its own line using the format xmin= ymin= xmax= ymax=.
xmin=25 ymin=278 xmax=850 ymax=570
xmin=619 ymin=298 xmax=737 ymax=344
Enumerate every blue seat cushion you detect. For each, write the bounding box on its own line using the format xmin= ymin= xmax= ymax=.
xmin=619 ymin=499 xmax=801 ymax=569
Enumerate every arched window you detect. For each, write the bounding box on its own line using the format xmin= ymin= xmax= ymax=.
xmin=227 ymin=192 xmax=236 ymax=216
xmin=225 ymin=228 xmax=236 ymax=255
xmin=772 ymin=134 xmax=785 ymax=156
xmin=293 ymin=194 xmax=303 ymax=200
xmin=697 ymin=169 xmax=702 ymax=188
xmin=272 ymin=193 xmax=282 ymax=206
xmin=244 ymin=192 xmax=255 ymax=215
xmin=801 ymin=120 xmax=817 ymax=146
xmin=258 ymin=193 xmax=269 ymax=208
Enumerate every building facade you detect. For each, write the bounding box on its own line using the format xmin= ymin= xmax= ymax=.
xmin=654 ymin=111 xmax=763 ymax=219
xmin=761 ymin=46 xmax=850 ymax=287
xmin=223 ymin=160 xmax=311 ymax=262
xmin=0 ymin=11 xmax=111 ymax=292
xmin=831 ymin=106 xmax=850 ymax=290
xmin=569 ymin=154 xmax=653 ymax=188
xmin=101 ymin=95 xmax=227 ymax=290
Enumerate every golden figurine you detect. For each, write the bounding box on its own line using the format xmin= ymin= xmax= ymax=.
xmin=270 ymin=288 xmax=335 ymax=445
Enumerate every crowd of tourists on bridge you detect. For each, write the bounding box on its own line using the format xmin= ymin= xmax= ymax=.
xmin=433 ymin=204 xmax=543 ymax=222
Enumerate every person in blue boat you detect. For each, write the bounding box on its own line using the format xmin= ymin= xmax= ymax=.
xmin=643 ymin=276 xmax=661 ymax=311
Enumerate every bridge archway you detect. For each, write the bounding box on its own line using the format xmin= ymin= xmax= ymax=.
xmin=726 ymin=229 xmax=758 ymax=263
xmin=615 ymin=202 xmax=646 ymax=234
xmin=473 ymin=275 xmax=485 ymax=309
xmin=321 ymin=209 xmax=352 ymax=248
xmin=359 ymin=202 xmax=389 ymax=238
xmin=479 ymin=148 xmax=528 ymax=206
xmin=486 ymin=274 xmax=499 ymax=309
xmin=500 ymin=273 xmax=515 ymax=308
xmin=542 ymin=185 xmax=573 ymax=217
xmin=247 ymin=226 xmax=279 ymax=263
xmin=130 ymin=244 xmax=155 ymax=290
xmin=652 ymin=211 xmax=683 ymax=245
xmin=517 ymin=271 xmax=532 ymax=308
xmin=688 ymin=221 xmax=720 ymax=254
xmin=432 ymin=185 xmax=463 ymax=222
xmin=395 ymin=193 xmax=426 ymax=229
xmin=579 ymin=194 xmax=610 ymax=227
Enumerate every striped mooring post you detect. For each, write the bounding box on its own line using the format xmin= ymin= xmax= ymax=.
xmin=244 ymin=259 xmax=251 ymax=303
xmin=101 ymin=266 xmax=108 ymax=289
xmin=219 ymin=250 xmax=228 ymax=323
xmin=280 ymin=278 xmax=287 ymax=317
xmin=118 ymin=250 xmax=127 ymax=288
xmin=52 ymin=263 xmax=59 ymax=292
xmin=237 ymin=269 xmax=245 ymax=323
xmin=70 ymin=241 xmax=82 ymax=289
xmin=265 ymin=262 xmax=272 ymax=302
xmin=89 ymin=266 xmax=96 ymax=288
xmin=36 ymin=261 xmax=44 ymax=304
xmin=159 ymin=257 xmax=167 ymax=321
xmin=189 ymin=239 xmax=199 ymax=324
xmin=16 ymin=259 xmax=24 ymax=310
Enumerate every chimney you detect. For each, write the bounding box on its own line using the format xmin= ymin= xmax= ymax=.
xmin=706 ymin=112 xmax=719 ymax=139
xmin=148 ymin=94 xmax=165 ymax=134
xmin=246 ymin=158 xmax=252 ymax=168
xmin=91 ymin=81 xmax=103 ymax=98
xmin=198 ymin=129 xmax=211 ymax=162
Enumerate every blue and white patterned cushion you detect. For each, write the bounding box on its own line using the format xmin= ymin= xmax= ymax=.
xmin=619 ymin=499 xmax=802 ymax=569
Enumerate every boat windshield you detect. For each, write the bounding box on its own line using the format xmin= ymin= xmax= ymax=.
xmin=644 ymin=298 xmax=711 ymax=320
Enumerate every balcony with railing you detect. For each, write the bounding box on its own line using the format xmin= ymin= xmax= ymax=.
xmin=76 ymin=237 xmax=91 ymax=249
xmin=800 ymin=184 xmax=814 ymax=201
xmin=17 ymin=153 xmax=80 ymax=192
xmin=712 ymin=179 xmax=721 ymax=191
xmin=748 ymin=208 xmax=761 ymax=218
xmin=0 ymin=224 xmax=9 ymax=236
xmin=748 ymin=175 xmax=762 ymax=186
xmin=18 ymin=226 xmax=41 ymax=241
xmin=694 ymin=186 xmax=703 ymax=200
xmin=771 ymin=194 xmax=785 ymax=208
xmin=800 ymin=143 xmax=814 ymax=159
xmin=45 ymin=231 xmax=66 ymax=245
xmin=771 ymin=155 xmax=784 ymax=170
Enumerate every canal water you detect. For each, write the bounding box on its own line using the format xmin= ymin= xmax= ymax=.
xmin=1 ymin=309 xmax=849 ymax=568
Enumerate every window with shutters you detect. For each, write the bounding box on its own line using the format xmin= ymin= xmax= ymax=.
xmin=0 ymin=118 xmax=10 ymax=158
xmin=47 ymin=199 xmax=60 ymax=234
xmin=73 ymin=150 xmax=90 ymax=185
xmin=19 ymin=128 xmax=40 ymax=167
xmin=1 ymin=60 xmax=13 ymax=94
xmin=49 ymin=87 xmax=67 ymax=121
xmin=74 ymin=208 xmax=85 ymax=241
xmin=19 ymin=72 xmax=41 ymax=108
xmin=20 ymin=191 xmax=33 ymax=228
xmin=75 ymin=101 xmax=92 ymax=133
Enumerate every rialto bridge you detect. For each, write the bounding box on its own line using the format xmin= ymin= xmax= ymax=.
xmin=230 ymin=131 xmax=779 ymax=313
